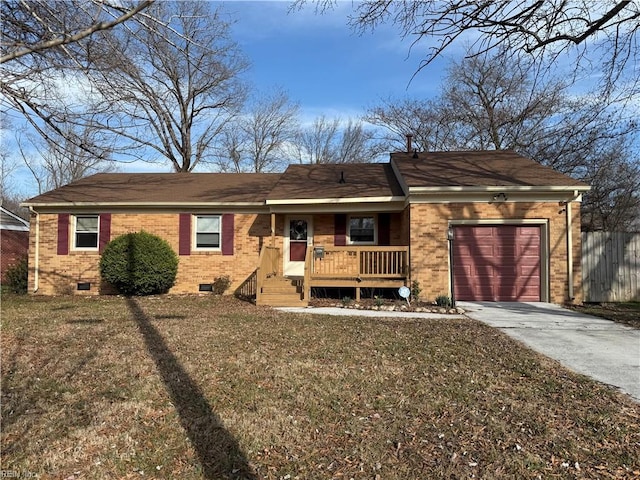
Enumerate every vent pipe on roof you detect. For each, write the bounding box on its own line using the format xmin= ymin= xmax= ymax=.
xmin=338 ymin=171 xmax=346 ymax=184
xmin=406 ymin=133 xmax=413 ymax=153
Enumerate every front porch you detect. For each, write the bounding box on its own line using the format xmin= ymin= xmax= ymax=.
xmin=252 ymin=245 xmax=409 ymax=306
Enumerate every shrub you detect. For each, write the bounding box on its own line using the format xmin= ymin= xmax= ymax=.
xmin=411 ymin=280 xmax=422 ymax=301
xmin=212 ymin=275 xmax=231 ymax=295
xmin=435 ymin=295 xmax=452 ymax=308
xmin=100 ymin=231 xmax=178 ymax=296
xmin=5 ymin=256 xmax=28 ymax=294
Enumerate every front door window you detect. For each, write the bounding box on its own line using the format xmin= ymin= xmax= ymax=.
xmin=289 ymin=219 xmax=308 ymax=261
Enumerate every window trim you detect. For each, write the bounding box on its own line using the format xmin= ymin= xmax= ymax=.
xmin=193 ymin=214 xmax=222 ymax=251
xmin=72 ymin=214 xmax=100 ymax=251
xmin=347 ymin=214 xmax=377 ymax=245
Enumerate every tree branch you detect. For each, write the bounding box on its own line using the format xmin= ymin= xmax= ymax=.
xmin=0 ymin=0 xmax=154 ymax=64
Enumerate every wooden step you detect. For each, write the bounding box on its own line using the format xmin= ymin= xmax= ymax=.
xmin=258 ymin=276 xmax=307 ymax=306
xmin=257 ymin=292 xmax=307 ymax=307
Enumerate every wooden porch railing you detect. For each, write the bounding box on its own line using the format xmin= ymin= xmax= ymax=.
xmin=256 ymin=245 xmax=280 ymax=304
xmin=304 ymin=246 xmax=409 ymax=300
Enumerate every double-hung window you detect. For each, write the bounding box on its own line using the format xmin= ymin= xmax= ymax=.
xmin=74 ymin=215 xmax=99 ymax=250
xmin=195 ymin=215 xmax=221 ymax=250
xmin=349 ymin=216 xmax=376 ymax=244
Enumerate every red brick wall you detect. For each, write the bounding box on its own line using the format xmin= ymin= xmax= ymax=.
xmin=1 ymin=229 xmax=29 ymax=282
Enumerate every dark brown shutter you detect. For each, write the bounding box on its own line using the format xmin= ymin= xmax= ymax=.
xmin=334 ymin=214 xmax=347 ymax=246
xmin=99 ymin=213 xmax=111 ymax=253
xmin=57 ymin=214 xmax=69 ymax=255
xmin=179 ymin=213 xmax=191 ymax=256
xmin=222 ymin=214 xmax=234 ymax=255
xmin=378 ymin=213 xmax=390 ymax=246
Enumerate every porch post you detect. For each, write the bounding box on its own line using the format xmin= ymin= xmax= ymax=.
xmin=270 ymin=213 xmax=276 ymax=247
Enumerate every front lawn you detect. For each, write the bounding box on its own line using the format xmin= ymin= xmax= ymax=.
xmin=2 ymin=295 xmax=639 ymax=479
xmin=572 ymin=302 xmax=640 ymax=329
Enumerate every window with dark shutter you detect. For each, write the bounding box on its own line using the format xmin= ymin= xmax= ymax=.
xmin=57 ymin=214 xmax=69 ymax=255
xmin=99 ymin=214 xmax=111 ymax=252
xmin=179 ymin=213 xmax=191 ymax=255
xmin=221 ymin=214 xmax=234 ymax=255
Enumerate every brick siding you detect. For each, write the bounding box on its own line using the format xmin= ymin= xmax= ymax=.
xmin=29 ymin=212 xmax=270 ymax=295
xmin=27 ymin=206 xmax=582 ymax=304
xmin=407 ymin=202 xmax=582 ymax=304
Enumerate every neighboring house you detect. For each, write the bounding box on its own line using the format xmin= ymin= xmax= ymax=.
xmin=1 ymin=206 xmax=30 ymax=282
xmin=22 ymin=150 xmax=590 ymax=305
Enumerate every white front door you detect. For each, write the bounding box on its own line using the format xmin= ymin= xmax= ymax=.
xmin=284 ymin=216 xmax=313 ymax=277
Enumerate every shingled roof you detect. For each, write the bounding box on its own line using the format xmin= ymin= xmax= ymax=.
xmin=25 ymin=173 xmax=282 ymax=205
xmin=392 ymin=150 xmax=589 ymax=190
xmin=24 ymin=150 xmax=588 ymax=207
xmin=267 ymin=163 xmax=404 ymax=202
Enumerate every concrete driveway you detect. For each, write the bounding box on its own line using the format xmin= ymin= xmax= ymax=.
xmin=458 ymin=302 xmax=640 ymax=402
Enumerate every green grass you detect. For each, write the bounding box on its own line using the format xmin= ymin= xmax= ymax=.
xmin=2 ymin=294 xmax=639 ymax=479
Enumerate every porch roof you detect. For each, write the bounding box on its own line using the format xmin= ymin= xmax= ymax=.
xmin=266 ymin=163 xmax=405 ymax=203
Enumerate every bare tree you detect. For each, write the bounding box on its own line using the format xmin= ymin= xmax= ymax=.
xmin=294 ymin=116 xmax=378 ymax=164
xmin=216 ymin=90 xmax=299 ymax=173
xmin=294 ymin=116 xmax=339 ymax=164
xmin=580 ymin=144 xmax=640 ymax=231
xmin=84 ymin=2 xmax=248 ymax=172
xmin=17 ymin=124 xmax=116 ymax=194
xmin=0 ymin=1 xmax=155 ymax=162
xmin=0 ymin=0 xmax=153 ymax=64
xmin=365 ymin=97 xmax=452 ymax=152
xmin=366 ymin=51 xmax=640 ymax=230
xmin=296 ymin=1 xmax=639 ymax=95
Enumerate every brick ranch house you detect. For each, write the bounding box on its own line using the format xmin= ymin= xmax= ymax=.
xmin=22 ymin=150 xmax=590 ymax=306
xmin=1 ymin=206 xmax=30 ymax=283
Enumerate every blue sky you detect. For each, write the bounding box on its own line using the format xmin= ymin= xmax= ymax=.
xmin=222 ymin=1 xmax=449 ymax=121
xmin=10 ymin=0 xmax=452 ymax=198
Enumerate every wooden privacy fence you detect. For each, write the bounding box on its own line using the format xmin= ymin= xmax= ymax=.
xmin=582 ymin=232 xmax=640 ymax=302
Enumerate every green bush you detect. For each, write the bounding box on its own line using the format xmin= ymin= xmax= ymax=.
xmin=435 ymin=295 xmax=452 ymax=308
xmin=411 ymin=280 xmax=422 ymax=301
xmin=5 ymin=256 xmax=28 ymax=294
xmin=100 ymin=231 xmax=178 ymax=296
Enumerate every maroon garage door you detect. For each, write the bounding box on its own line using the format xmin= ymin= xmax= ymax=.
xmin=453 ymin=225 xmax=541 ymax=301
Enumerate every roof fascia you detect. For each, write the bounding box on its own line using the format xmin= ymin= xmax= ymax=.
xmin=1 ymin=206 xmax=30 ymax=227
xmin=265 ymin=195 xmax=406 ymax=206
xmin=406 ymin=190 xmax=585 ymax=205
xmin=389 ymin=157 xmax=410 ymax=195
xmin=268 ymin=200 xmax=406 ymax=214
xmin=21 ymin=201 xmax=267 ymax=208
xmin=408 ymin=185 xmax=590 ymax=193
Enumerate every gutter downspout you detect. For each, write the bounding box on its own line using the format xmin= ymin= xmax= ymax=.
xmin=29 ymin=206 xmax=39 ymax=293
xmin=566 ymin=190 xmax=579 ymax=302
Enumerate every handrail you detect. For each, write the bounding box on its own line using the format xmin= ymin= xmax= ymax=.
xmin=309 ymin=246 xmax=409 ymax=280
xmin=256 ymin=245 xmax=280 ymax=303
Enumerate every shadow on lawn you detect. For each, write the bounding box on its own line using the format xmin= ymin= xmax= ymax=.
xmin=126 ymin=298 xmax=256 ymax=480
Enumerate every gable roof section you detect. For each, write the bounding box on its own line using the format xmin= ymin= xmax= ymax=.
xmin=391 ymin=150 xmax=590 ymax=192
xmin=267 ymin=163 xmax=405 ymax=204
xmin=22 ymin=151 xmax=590 ymax=210
xmin=1 ymin=206 xmax=29 ymax=231
xmin=23 ymin=173 xmax=282 ymax=207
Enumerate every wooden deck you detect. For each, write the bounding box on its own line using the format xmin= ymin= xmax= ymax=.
xmin=254 ymin=245 xmax=409 ymax=306
xmin=304 ymin=245 xmax=409 ymax=301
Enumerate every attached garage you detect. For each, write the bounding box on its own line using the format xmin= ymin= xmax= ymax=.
xmin=453 ymin=225 xmax=544 ymax=302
